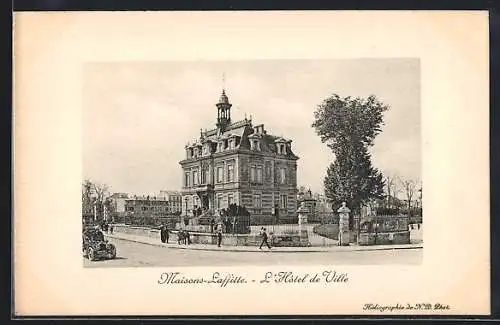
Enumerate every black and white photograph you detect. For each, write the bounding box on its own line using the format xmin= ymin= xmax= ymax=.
xmin=82 ymin=59 xmax=423 ymax=267
xmin=14 ymin=11 xmax=489 ymax=316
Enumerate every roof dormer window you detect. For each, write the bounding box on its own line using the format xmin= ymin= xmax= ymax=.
xmin=251 ymin=139 xmax=260 ymax=151
xmin=274 ymin=137 xmax=288 ymax=155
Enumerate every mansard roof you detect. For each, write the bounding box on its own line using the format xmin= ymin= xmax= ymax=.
xmin=199 ymin=118 xmax=299 ymax=159
xmin=203 ymin=119 xmax=250 ymax=142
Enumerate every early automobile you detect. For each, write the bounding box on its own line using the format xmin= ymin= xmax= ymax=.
xmin=82 ymin=227 xmax=116 ymax=261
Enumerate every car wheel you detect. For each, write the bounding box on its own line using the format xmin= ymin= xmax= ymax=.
xmin=88 ymin=247 xmax=96 ymax=261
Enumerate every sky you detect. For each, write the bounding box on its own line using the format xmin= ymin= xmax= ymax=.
xmin=83 ymin=59 xmax=421 ymax=196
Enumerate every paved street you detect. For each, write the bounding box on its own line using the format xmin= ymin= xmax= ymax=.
xmin=83 ymin=237 xmax=422 ymax=267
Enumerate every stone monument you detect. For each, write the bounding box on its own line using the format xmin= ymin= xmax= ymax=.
xmin=296 ymin=201 xmax=310 ymax=246
xmin=297 ymin=201 xmax=309 ymax=225
xmin=337 ymin=202 xmax=351 ymax=246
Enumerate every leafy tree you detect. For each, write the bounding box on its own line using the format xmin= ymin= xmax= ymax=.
xmin=313 ymin=95 xmax=388 ymax=149
xmin=226 ymin=204 xmax=251 ymax=234
xmin=313 ymin=94 xmax=388 ymax=221
xmin=227 ymin=204 xmax=250 ymax=217
xmin=323 ymin=145 xmax=385 ymax=216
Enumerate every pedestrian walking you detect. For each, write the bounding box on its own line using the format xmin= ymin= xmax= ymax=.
xmin=109 ymin=224 xmax=114 ymax=234
xmin=259 ymin=227 xmax=271 ymax=250
xmin=217 ymin=229 xmax=222 ymax=247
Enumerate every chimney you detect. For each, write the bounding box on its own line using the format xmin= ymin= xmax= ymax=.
xmin=254 ymin=124 xmax=264 ymax=134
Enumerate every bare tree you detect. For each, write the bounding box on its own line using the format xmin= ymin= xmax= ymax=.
xmin=82 ymin=179 xmax=94 ymax=216
xmin=92 ymin=182 xmax=109 ymax=204
xmin=418 ymin=186 xmax=422 ymax=208
xmin=384 ymin=174 xmax=400 ymax=208
xmin=399 ymin=178 xmax=419 ymax=215
xmin=82 ymin=179 xmax=93 ymax=201
xmin=391 ymin=180 xmax=400 ymax=203
xmin=103 ymin=197 xmax=115 ymax=222
xmin=81 ymin=180 xmax=111 ymax=221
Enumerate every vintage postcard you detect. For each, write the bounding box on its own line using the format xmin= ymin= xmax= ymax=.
xmin=13 ymin=11 xmax=489 ymax=316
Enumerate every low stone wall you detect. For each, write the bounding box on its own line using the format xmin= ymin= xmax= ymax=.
xmin=271 ymin=230 xmax=310 ymax=247
xmin=113 ymin=224 xmax=160 ymax=238
xmin=357 ymin=231 xmax=410 ymax=246
xmin=112 ymin=224 xmax=309 ymax=247
xmin=392 ymin=231 xmax=411 ymax=244
xmin=177 ymin=224 xmax=212 ymax=233
xmin=357 ymin=233 xmax=376 ymax=245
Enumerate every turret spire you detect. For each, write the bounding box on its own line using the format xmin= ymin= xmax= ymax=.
xmin=215 ymin=84 xmax=232 ymax=132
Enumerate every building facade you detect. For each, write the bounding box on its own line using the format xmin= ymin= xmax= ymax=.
xmin=159 ymin=190 xmax=183 ymax=214
xmin=179 ymin=90 xmax=299 ymax=224
xmin=109 ymin=192 xmax=128 ymax=212
xmin=124 ymin=195 xmax=170 ymax=217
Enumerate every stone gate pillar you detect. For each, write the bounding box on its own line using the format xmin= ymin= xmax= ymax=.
xmin=337 ymin=202 xmax=351 ymax=246
xmin=296 ymin=202 xmax=310 ymax=246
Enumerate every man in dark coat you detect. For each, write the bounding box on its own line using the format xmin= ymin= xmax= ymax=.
xmin=217 ymin=229 xmax=222 ymax=247
xmin=160 ymin=225 xmax=169 ymax=243
xmin=164 ymin=225 xmax=169 ymax=243
xmin=259 ymin=227 xmax=271 ymax=250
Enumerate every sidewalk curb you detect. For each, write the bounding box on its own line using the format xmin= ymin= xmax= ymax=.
xmin=104 ymin=234 xmax=423 ymax=253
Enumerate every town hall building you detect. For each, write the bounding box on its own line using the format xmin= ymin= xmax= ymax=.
xmin=179 ymin=89 xmax=299 ymax=224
